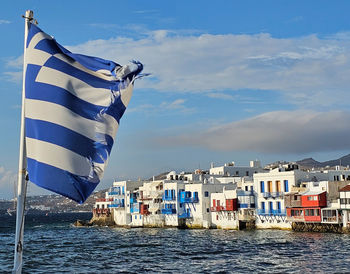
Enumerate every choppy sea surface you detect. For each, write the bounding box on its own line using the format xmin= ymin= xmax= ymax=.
xmin=1 ymin=213 xmax=350 ymax=273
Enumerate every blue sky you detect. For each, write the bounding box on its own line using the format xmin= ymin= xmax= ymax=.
xmin=1 ymin=1 xmax=350 ymax=199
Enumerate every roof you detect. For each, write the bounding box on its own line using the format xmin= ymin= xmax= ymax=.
xmin=301 ymin=190 xmax=326 ymax=196
xmin=339 ymin=184 xmax=350 ymax=192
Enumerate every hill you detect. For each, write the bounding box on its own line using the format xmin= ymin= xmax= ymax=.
xmin=297 ymin=154 xmax=350 ymax=168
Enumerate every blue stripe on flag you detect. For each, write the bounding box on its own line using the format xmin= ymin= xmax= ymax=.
xmin=27 ymin=158 xmax=98 ymax=203
xmin=26 ymin=23 xmax=42 ymax=48
xmin=25 ymin=23 xmax=143 ymax=203
xmin=25 ymin=64 xmax=125 ymax=123
xmin=35 ymin=38 xmax=62 ymax=55
xmin=43 ymin=56 xmax=119 ymax=89
xmin=26 ymin=118 xmax=113 ymax=163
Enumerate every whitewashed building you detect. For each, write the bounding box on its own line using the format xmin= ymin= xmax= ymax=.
xmin=209 ymin=160 xmax=264 ymax=177
xmin=210 ymin=188 xmax=238 ymax=229
xmin=253 ymin=164 xmax=329 ymax=229
xmin=109 ymin=180 xmax=143 ymax=226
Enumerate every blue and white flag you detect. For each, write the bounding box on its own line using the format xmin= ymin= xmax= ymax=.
xmin=24 ymin=23 xmax=143 ymax=203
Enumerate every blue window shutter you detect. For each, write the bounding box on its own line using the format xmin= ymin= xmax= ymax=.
xmin=260 ymin=181 xmax=265 ymax=193
xmin=284 ymin=180 xmax=289 ymax=192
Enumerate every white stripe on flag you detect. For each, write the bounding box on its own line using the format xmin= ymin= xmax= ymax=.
xmin=54 ymin=53 xmax=117 ymax=81
xmin=27 ymin=31 xmax=53 ymax=50
xmin=26 ymin=137 xmax=105 ymax=179
xmin=26 ymin=48 xmax=52 ymax=67
xmin=35 ymin=66 xmax=113 ymax=107
xmin=120 ymin=81 xmax=134 ymax=108
xmin=25 ymin=99 xmax=119 ymax=140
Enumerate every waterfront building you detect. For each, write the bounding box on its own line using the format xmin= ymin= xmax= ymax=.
xmin=253 ymin=163 xmax=329 ymax=229
xmin=162 ymin=180 xmax=185 ymax=227
xmin=211 ymin=188 xmax=238 ymax=229
xmin=133 ymin=180 xmax=164 ymax=227
xmin=108 ymin=180 xmax=144 ymax=226
xmin=339 ymin=185 xmax=350 ymax=228
xmin=93 ymin=196 xmax=113 ymax=217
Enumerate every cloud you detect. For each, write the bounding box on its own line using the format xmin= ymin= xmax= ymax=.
xmin=0 ymin=19 xmax=10 ymax=24
xmin=128 ymin=98 xmax=194 ymax=114
xmin=3 ymin=71 xmax=22 ymax=83
xmin=6 ymin=29 xmax=350 ymax=108
xmin=64 ymin=30 xmax=350 ymax=107
xmin=153 ymin=110 xmax=350 ymax=154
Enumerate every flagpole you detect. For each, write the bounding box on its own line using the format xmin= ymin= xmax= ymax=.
xmin=13 ymin=10 xmax=33 ymax=274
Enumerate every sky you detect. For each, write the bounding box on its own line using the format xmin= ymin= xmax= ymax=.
xmin=1 ymin=1 xmax=350 ymax=199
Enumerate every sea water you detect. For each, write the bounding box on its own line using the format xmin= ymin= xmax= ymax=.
xmin=1 ymin=213 xmax=350 ymax=273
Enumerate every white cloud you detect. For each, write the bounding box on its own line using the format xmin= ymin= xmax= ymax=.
xmin=3 ymin=71 xmax=22 ymax=83
xmin=6 ymin=29 xmax=350 ymax=107
xmin=128 ymin=98 xmax=194 ymax=114
xmin=65 ymin=30 xmax=350 ymax=107
xmin=0 ymin=19 xmax=10 ymax=24
xmin=153 ymin=110 xmax=350 ymax=154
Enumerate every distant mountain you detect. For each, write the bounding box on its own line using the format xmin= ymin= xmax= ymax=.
xmin=297 ymin=154 xmax=350 ymax=168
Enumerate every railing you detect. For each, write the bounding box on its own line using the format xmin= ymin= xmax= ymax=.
xmin=93 ymin=208 xmax=110 ymax=215
xmin=178 ymin=212 xmax=191 ymax=219
xmin=258 ymin=209 xmax=286 ymax=216
xmin=211 ymin=206 xmax=225 ymax=212
xmin=140 ymin=191 xmax=163 ymax=200
xmin=108 ymin=203 xmax=124 ymax=208
xmin=163 ymin=195 xmax=176 ymax=201
xmin=237 ymin=190 xmax=254 ymax=196
xmin=239 ymin=203 xmax=256 ymax=209
xmin=161 ymin=208 xmax=177 ymax=214
xmin=108 ymin=191 xmax=123 ymax=196
xmin=180 ymin=197 xmax=199 ymax=203
xmin=262 ymin=192 xmax=284 ymax=199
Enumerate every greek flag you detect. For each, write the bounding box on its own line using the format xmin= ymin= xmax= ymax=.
xmin=24 ymin=23 xmax=143 ymax=203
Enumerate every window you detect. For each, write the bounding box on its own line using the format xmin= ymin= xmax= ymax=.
xmin=341 ymin=198 xmax=346 ymax=204
xmin=305 ymin=209 xmax=309 ymax=216
xmin=315 ymin=209 xmax=320 ymax=216
xmin=246 ymin=171 xmax=249 ymax=176
xmin=260 ymin=181 xmax=265 ymax=193
xmin=245 ymin=186 xmax=248 ymax=191
xmin=207 ymin=208 xmax=209 ymax=213
xmin=307 ymin=196 xmax=313 ymax=201
xmin=284 ymin=180 xmax=289 ymax=192
xmin=235 ymin=171 xmax=239 ymax=175
xmin=204 ymin=191 xmax=209 ymax=197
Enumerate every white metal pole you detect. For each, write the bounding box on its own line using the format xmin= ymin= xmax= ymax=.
xmin=13 ymin=9 xmax=33 ymax=274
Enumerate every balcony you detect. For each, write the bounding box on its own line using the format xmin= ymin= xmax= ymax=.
xmin=108 ymin=202 xmax=124 ymax=208
xmin=237 ymin=190 xmax=254 ymax=196
xmin=211 ymin=206 xmax=225 ymax=212
xmin=258 ymin=209 xmax=286 ymax=216
xmin=161 ymin=208 xmax=177 ymax=214
xmin=163 ymin=195 xmax=176 ymax=201
xmin=178 ymin=212 xmax=191 ymax=219
xmin=130 ymin=197 xmax=137 ymax=204
xmin=262 ymin=192 xmax=283 ymax=199
xmin=130 ymin=206 xmax=139 ymax=213
xmin=180 ymin=196 xmax=199 ymax=203
xmin=239 ymin=203 xmax=256 ymax=209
